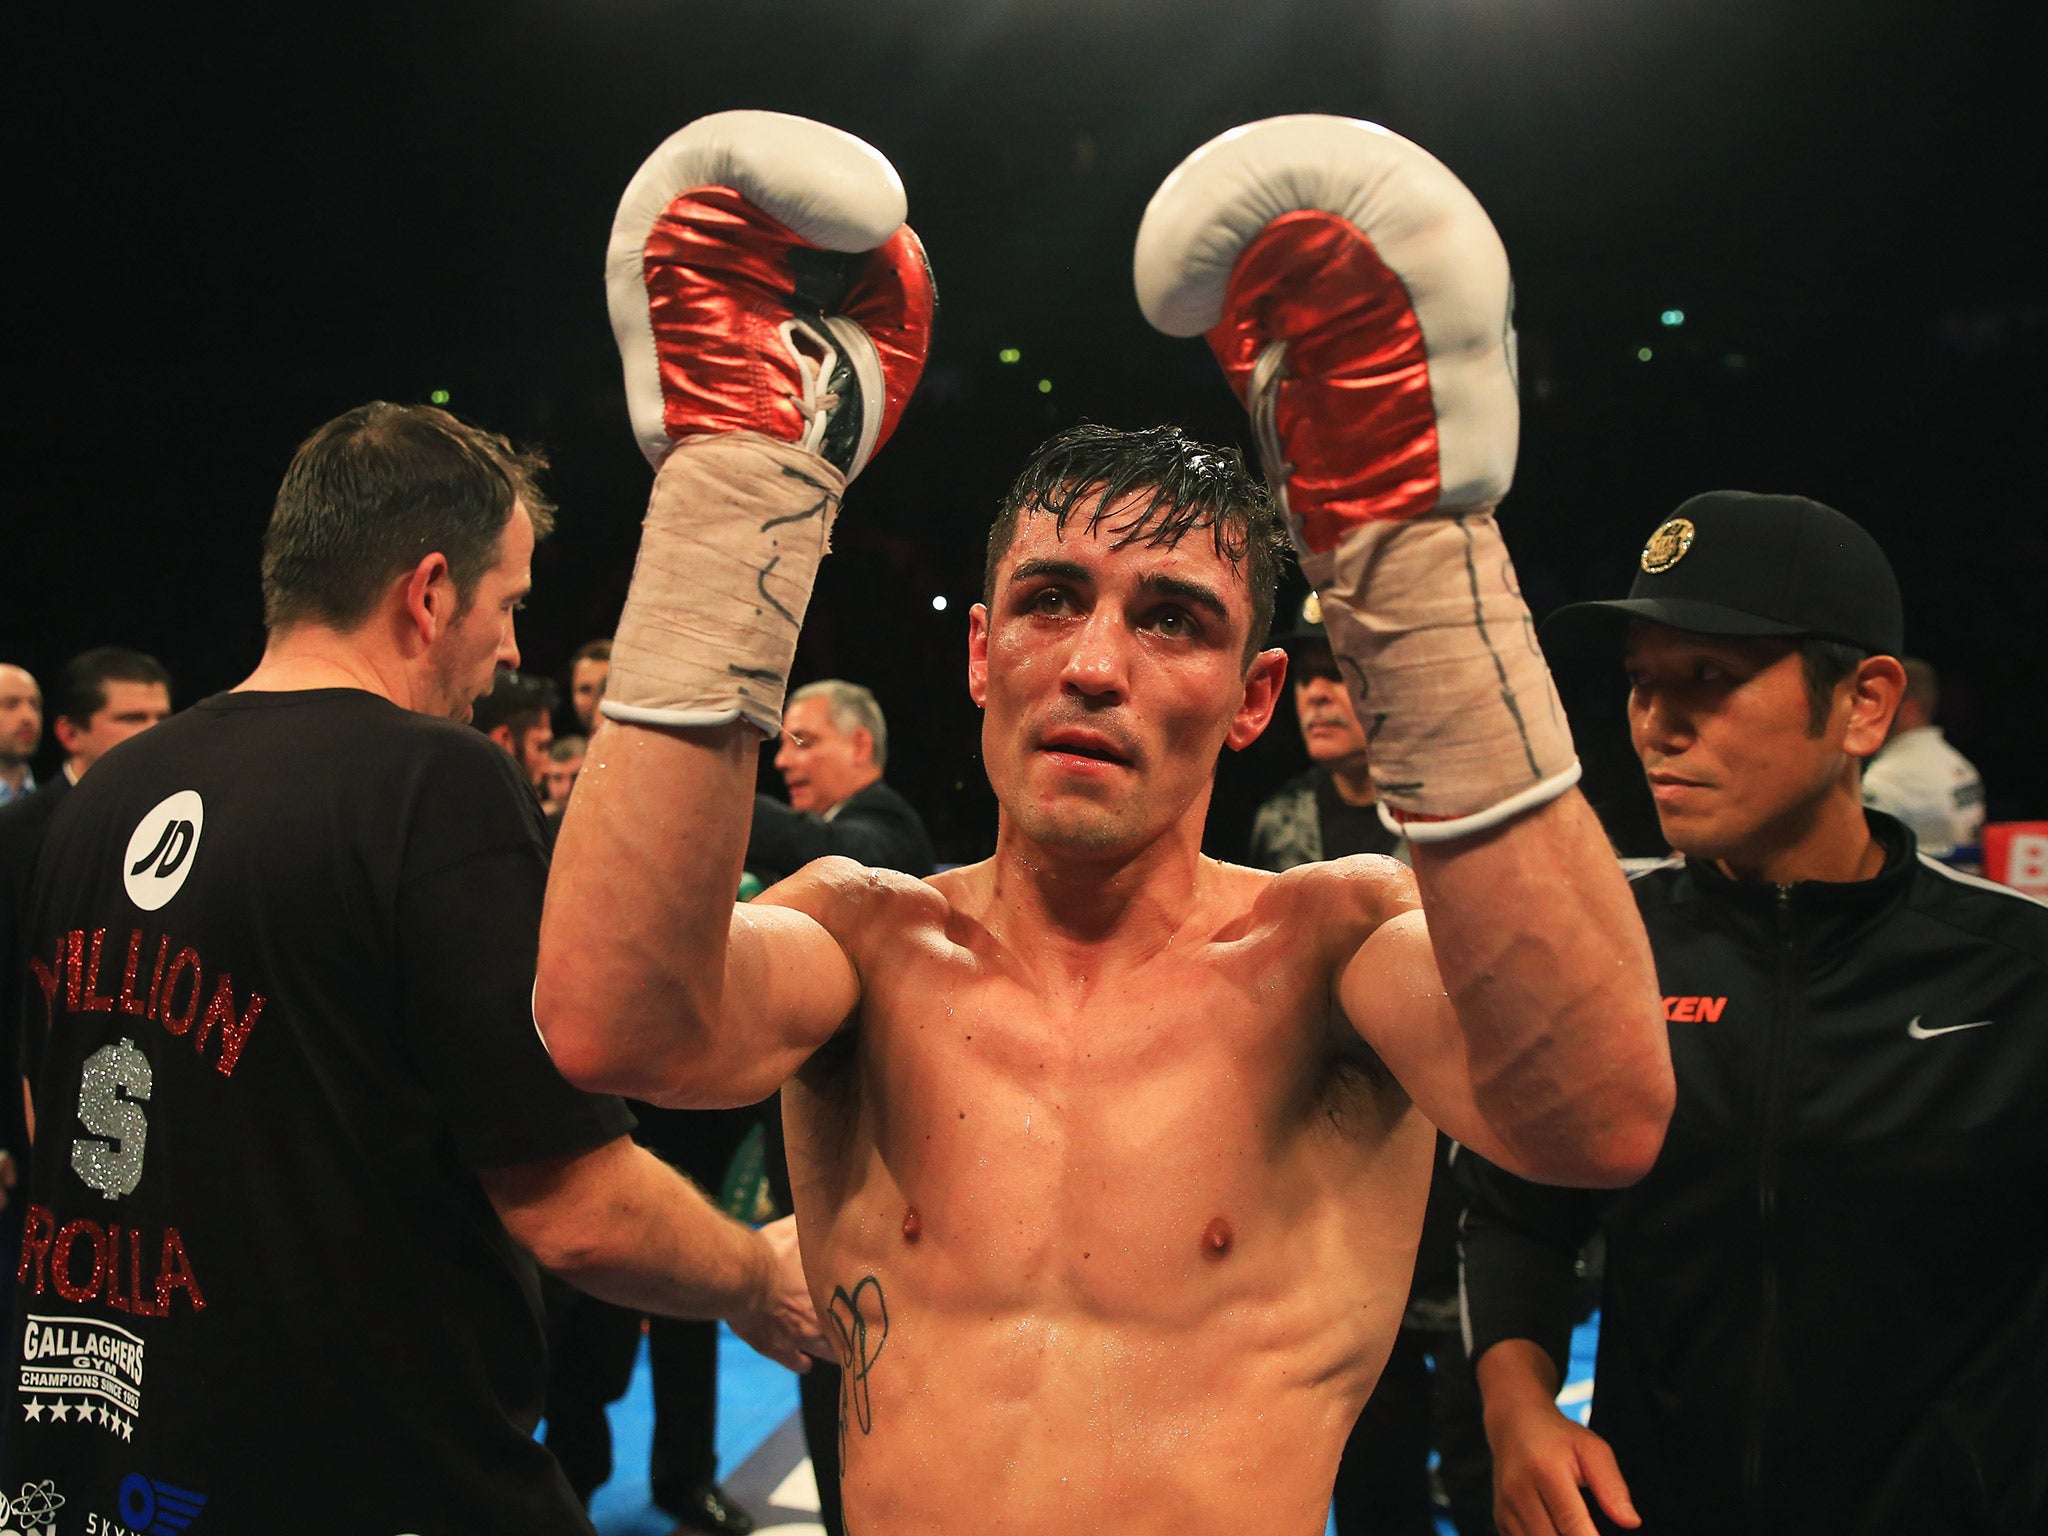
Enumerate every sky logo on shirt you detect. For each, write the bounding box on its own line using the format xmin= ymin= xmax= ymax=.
xmin=1663 ymin=995 xmax=1728 ymax=1022
xmin=122 ymin=793 xmax=204 ymax=912
xmin=117 ymin=1473 xmax=207 ymax=1535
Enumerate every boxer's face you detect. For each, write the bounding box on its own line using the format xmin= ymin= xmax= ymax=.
xmin=1626 ymin=623 xmax=1848 ymax=863
xmin=970 ymin=505 xmax=1284 ymax=856
xmin=432 ymin=506 xmax=534 ymax=723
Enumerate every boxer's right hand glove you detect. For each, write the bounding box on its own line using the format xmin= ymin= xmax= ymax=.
xmin=603 ymin=110 xmax=935 ymax=735
xmin=1135 ymin=115 xmax=1575 ymax=841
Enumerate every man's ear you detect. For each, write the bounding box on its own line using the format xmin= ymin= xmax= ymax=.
xmin=52 ymin=717 xmax=85 ymax=756
xmin=1226 ymin=647 xmax=1289 ymax=752
xmin=1842 ymin=655 xmax=1907 ymax=759
xmin=966 ymin=604 xmax=991 ymax=709
xmin=487 ymin=724 xmax=516 ymax=755
xmin=401 ymin=553 xmax=457 ymax=651
xmin=851 ymin=728 xmax=877 ymax=768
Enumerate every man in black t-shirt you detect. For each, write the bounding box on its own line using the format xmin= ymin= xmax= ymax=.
xmin=7 ymin=403 xmax=824 ymax=1535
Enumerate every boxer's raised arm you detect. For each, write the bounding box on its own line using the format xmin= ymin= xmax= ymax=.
xmin=1340 ymin=794 xmax=1669 ymax=1187
xmin=1139 ymin=117 xmax=1669 ymax=1183
xmin=534 ymin=111 xmax=933 ymax=1104
xmin=539 ymin=719 xmax=859 ymax=1106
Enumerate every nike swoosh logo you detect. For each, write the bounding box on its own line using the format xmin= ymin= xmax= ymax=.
xmin=1906 ymin=1016 xmax=1994 ymax=1040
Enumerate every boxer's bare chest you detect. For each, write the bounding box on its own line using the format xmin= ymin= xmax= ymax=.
xmin=784 ymin=875 xmax=1411 ymax=1329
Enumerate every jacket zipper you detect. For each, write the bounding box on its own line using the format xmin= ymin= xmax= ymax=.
xmin=1745 ymin=883 xmax=1797 ymax=1525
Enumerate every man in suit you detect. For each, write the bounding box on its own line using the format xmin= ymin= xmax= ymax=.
xmin=749 ymin=679 xmax=935 ymax=882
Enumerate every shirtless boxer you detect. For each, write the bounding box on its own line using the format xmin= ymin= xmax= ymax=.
xmin=538 ymin=112 xmax=1673 ymax=1534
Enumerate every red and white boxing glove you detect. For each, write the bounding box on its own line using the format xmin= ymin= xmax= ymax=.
xmin=603 ymin=110 xmax=935 ymax=734
xmin=1135 ymin=114 xmax=1575 ymax=841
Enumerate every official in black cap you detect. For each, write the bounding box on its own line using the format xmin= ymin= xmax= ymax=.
xmin=1458 ymin=491 xmax=2048 ymax=1536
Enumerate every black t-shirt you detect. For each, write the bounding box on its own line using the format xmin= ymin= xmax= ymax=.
xmin=7 ymin=690 xmax=632 ymax=1534
xmin=1312 ymin=771 xmax=1403 ymax=862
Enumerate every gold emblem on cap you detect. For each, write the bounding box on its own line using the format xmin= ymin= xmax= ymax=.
xmin=1301 ymin=592 xmax=1323 ymax=626
xmin=1640 ymin=517 xmax=1696 ymax=575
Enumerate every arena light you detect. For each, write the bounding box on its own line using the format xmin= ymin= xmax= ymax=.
xmin=931 ymin=595 xmax=948 ymax=612
xmin=429 ymin=388 xmax=452 ymax=404
xmin=1037 ymin=378 xmax=1053 ymax=393
xmin=998 ymin=347 xmax=1022 ymax=364
xmin=1636 ymin=347 xmax=1653 ymax=362
xmin=1660 ymin=309 xmax=1685 ymax=327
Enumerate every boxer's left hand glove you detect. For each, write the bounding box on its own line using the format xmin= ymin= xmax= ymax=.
xmin=1135 ymin=115 xmax=1575 ymax=841
xmin=603 ymin=110 xmax=935 ymax=735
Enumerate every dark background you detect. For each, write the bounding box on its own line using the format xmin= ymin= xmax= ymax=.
xmin=7 ymin=0 xmax=2043 ymax=860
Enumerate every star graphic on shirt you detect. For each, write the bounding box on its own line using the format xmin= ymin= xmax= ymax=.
xmin=118 ymin=1415 xmax=133 ymax=1441
xmin=48 ymin=1399 xmax=71 ymax=1422
xmin=20 ymin=1397 xmax=42 ymax=1421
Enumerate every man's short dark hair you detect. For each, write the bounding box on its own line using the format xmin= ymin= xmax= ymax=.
xmin=471 ymin=671 xmax=558 ymax=738
xmin=571 ymin=638 xmax=612 ymax=666
xmin=982 ymin=424 xmax=1290 ymax=665
xmin=56 ymin=647 xmax=172 ymax=727
xmin=261 ymin=402 xmax=555 ymax=633
xmin=1798 ymin=638 xmax=1870 ymax=736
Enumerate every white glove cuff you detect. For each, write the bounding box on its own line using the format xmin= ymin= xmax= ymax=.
xmin=603 ymin=432 xmax=845 ymax=737
xmin=1302 ymin=512 xmax=1578 ymax=839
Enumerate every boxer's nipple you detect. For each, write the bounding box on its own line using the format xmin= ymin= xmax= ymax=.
xmin=902 ymin=1205 xmax=923 ymax=1244
xmin=1202 ymin=1216 xmax=1233 ymax=1259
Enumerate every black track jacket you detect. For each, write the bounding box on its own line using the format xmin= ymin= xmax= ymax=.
xmin=1459 ymin=814 xmax=2048 ymax=1535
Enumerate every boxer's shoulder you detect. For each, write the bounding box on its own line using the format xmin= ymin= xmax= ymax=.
xmin=757 ymin=854 xmax=950 ymax=953
xmin=1248 ymin=852 xmax=1418 ymax=946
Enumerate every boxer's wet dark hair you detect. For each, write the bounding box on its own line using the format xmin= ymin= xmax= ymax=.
xmin=984 ymin=423 xmax=1289 ymax=665
xmin=261 ymin=402 xmax=555 ymax=633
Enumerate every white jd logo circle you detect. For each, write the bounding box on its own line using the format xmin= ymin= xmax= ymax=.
xmin=122 ymin=790 xmax=205 ymax=911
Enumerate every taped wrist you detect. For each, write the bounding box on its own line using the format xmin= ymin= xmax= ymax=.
xmin=1300 ymin=513 xmax=1579 ymax=842
xmin=603 ymin=431 xmax=846 ymax=736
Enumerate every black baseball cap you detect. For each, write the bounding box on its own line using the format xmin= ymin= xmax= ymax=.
xmin=1543 ymin=491 xmax=1904 ymax=657
xmin=1276 ymin=590 xmax=1331 ymax=652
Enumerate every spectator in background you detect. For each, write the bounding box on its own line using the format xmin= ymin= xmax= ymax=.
xmin=473 ymin=669 xmax=557 ymax=797
xmin=1249 ymin=594 xmax=1408 ymax=870
xmin=48 ymin=647 xmax=174 ymax=788
xmin=569 ymin=638 xmax=611 ymax=734
xmin=0 ymin=647 xmax=174 ymax=1332
xmin=1247 ymin=600 xmax=1490 ymax=1536
xmin=747 ymin=679 xmax=934 ymax=883
xmin=543 ymin=733 xmax=587 ymax=816
xmin=0 ymin=665 xmax=41 ymax=806
xmin=0 ymin=646 xmax=175 ymax=921
xmin=1862 ymin=656 xmax=1985 ymax=867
